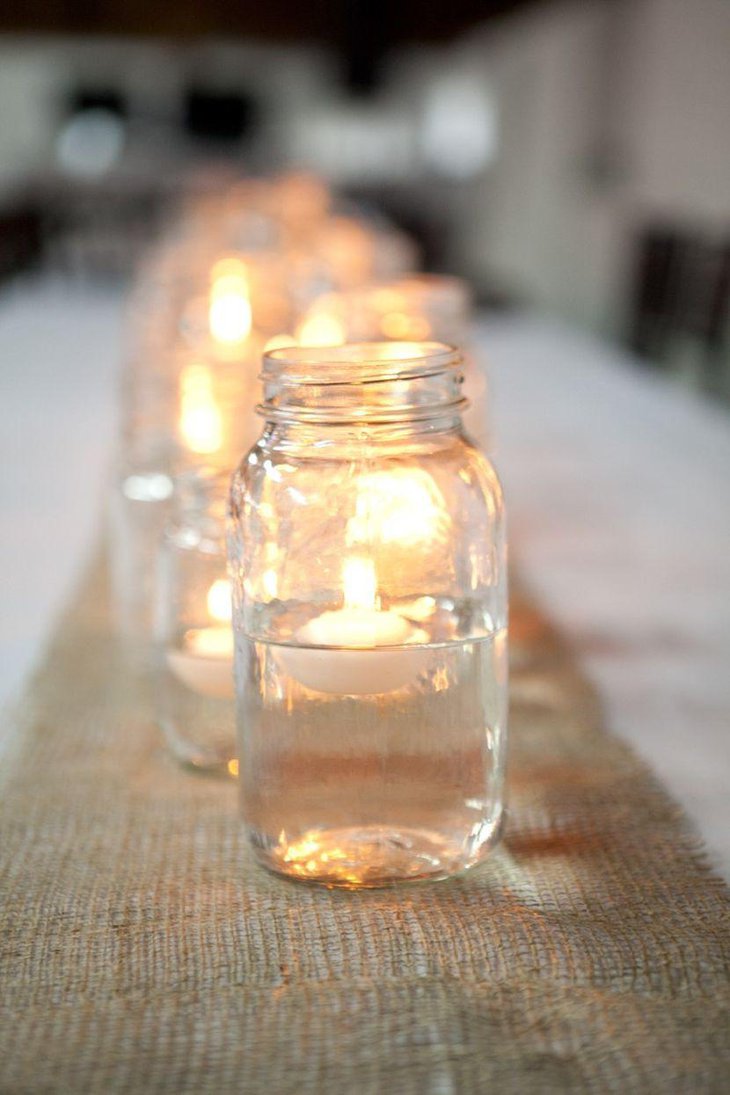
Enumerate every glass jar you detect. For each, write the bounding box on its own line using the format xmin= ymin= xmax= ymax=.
xmin=120 ymin=247 xmax=292 ymax=485
xmin=294 ymin=274 xmax=489 ymax=450
xmin=155 ymin=468 xmax=236 ymax=775
xmin=110 ymin=336 xmax=260 ymax=656
xmin=108 ymin=452 xmax=175 ymax=661
xmin=172 ymin=344 xmax=261 ymax=472
xmin=369 ymin=274 xmax=471 ymax=345
xmin=294 ymin=274 xmax=469 ymax=346
xmin=228 ymin=341 xmax=507 ymax=888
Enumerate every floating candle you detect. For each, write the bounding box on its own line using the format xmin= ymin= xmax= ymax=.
xmin=167 ymin=627 xmax=234 ymax=699
xmin=166 ymin=579 xmax=234 ymax=699
xmin=279 ymin=557 xmax=428 ymax=695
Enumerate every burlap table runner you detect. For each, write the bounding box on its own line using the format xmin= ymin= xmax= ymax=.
xmin=1 ymin=554 xmax=728 ymax=1094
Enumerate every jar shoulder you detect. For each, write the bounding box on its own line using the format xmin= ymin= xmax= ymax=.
xmin=230 ymin=430 xmax=503 ymax=509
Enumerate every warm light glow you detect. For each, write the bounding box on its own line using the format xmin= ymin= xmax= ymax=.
xmin=273 ymin=829 xmax=410 ymax=886
xmin=208 ymin=259 xmax=252 ymax=345
xmin=207 ymin=579 xmax=233 ymax=623
xmin=295 ymin=312 xmax=346 ymax=347
xmin=179 ymin=364 xmax=224 ymax=454
xmin=276 ymin=172 xmax=330 ymax=229
xmin=227 ymin=758 xmax=239 ymax=778
xmin=282 ymin=834 xmax=322 ymax=864
xmin=262 ymin=568 xmax=278 ymax=598
xmin=279 ymin=832 xmax=363 ymax=883
xmin=370 ymin=287 xmax=405 ymax=313
xmin=431 ymin=666 xmax=451 ymax=692
xmin=319 ymin=217 xmax=374 ymax=286
xmin=380 ymin=311 xmax=431 ymax=340
xmin=342 ymin=556 xmax=378 ymax=612
xmin=348 ymin=468 xmax=449 ymax=547
xmin=401 ymin=595 xmax=437 ymax=622
xmin=264 ymin=333 xmax=297 ymax=353
xmin=380 ymin=311 xmax=411 ymax=339
xmin=381 ymin=341 xmax=428 ymax=360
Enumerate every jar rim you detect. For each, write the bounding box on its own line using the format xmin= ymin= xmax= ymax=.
xmin=262 ymin=340 xmax=461 ymax=386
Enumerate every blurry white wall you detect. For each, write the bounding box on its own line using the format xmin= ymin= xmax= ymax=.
xmin=620 ymin=0 xmax=730 ymax=223
xmin=460 ymin=0 xmax=730 ymax=334
xmin=0 ymin=46 xmax=60 ymax=187
xmin=462 ymin=2 xmax=620 ymax=329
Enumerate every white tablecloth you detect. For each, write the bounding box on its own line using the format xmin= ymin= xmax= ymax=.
xmin=482 ymin=315 xmax=730 ymax=880
xmin=0 ymin=278 xmax=123 ymax=714
xmin=1 ymin=280 xmax=728 ymax=878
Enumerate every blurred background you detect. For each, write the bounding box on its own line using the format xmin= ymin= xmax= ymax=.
xmin=0 ymin=0 xmax=728 ymax=397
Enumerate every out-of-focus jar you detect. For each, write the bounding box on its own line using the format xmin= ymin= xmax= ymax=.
xmin=293 ymin=274 xmax=489 ymax=447
xmin=156 ymin=468 xmax=236 ymax=775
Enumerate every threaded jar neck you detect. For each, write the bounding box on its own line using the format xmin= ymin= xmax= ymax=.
xmin=259 ymin=341 xmax=467 ymax=427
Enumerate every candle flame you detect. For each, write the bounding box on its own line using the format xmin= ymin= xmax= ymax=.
xmin=209 ymin=258 xmax=252 ymax=345
xmin=179 ymin=363 xmax=224 ymax=454
xmin=342 ymin=556 xmax=377 ymax=612
xmin=207 ymin=579 xmax=233 ymax=623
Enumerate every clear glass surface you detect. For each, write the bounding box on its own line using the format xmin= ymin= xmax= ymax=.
xmin=293 ymin=274 xmax=490 ymax=450
xmin=108 ymin=457 xmax=174 ymax=659
xmin=156 ymin=469 xmax=236 ymax=775
xmin=228 ymin=341 xmax=507 ymax=887
xmin=120 ymin=247 xmax=289 ymax=485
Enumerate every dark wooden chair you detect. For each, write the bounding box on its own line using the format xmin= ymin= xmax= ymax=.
xmin=0 ymin=201 xmax=43 ymax=284
xmin=629 ymin=224 xmax=730 ymax=395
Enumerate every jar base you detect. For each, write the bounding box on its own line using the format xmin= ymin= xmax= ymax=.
xmin=251 ymin=823 xmax=500 ymax=889
xmin=160 ymin=723 xmax=237 ymax=778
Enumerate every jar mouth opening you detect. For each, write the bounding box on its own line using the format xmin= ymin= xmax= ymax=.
xmin=262 ymin=340 xmax=461 ymax=386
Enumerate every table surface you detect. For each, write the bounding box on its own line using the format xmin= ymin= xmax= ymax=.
xmin=2 ymin=278 xmax=729 ymax=879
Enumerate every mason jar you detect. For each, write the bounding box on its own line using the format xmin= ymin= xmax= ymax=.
xmin=119 ymin=247 xmax=290 ymax=491
xmin=294 ymin=274 xmax=489 ymax=449
xmin=228 ymin=341 xmax=507 ymax=888
xmin=155 ymin=468 xmax=236 ymax=775
xmin=108 ymin=451 xmax=175 ymax=662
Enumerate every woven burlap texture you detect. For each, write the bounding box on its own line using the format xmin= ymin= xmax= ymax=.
xmin=1 ymin=558 xmax=729 ymax=1095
